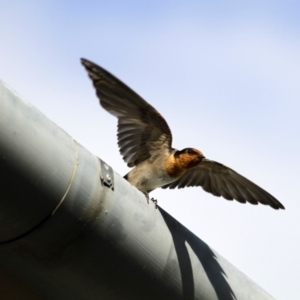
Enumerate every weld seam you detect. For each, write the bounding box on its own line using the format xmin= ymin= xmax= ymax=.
xmin=51 ymin=138 xmax=79 ymax=215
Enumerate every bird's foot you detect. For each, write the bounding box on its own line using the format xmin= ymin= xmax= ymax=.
xmin=151 ymin=198 xmax=158 ymax=209
xmin=143 ymin=192 xmax=150 ymax=204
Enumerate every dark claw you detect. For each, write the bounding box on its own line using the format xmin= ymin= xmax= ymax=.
xmin=150 ymin=197 xmax=158 ymax=209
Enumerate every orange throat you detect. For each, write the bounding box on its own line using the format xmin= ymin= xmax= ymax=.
xmin=164 ymin=153 xmax=202 ymax=178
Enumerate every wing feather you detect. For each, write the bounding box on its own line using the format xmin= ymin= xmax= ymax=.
xmin=81 ymin=58 xmax=173 ymax=167
xmin=162 ymin=158 xmax=284 ymax=209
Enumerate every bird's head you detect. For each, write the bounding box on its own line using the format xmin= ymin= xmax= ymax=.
xmin=174 ymin=148 xmax=205 ymax=169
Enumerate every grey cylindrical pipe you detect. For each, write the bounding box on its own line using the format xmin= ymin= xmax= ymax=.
xmin=0 ymin=80 xmax=274 ymax=300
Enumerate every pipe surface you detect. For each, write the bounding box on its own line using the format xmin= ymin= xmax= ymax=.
xmin=0 ymin=80 xmax=274 ymax=300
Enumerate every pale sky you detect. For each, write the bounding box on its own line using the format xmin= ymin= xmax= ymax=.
xmin=1 ymin=1 xmax=300 ymax=299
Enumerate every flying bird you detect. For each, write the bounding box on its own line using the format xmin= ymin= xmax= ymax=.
xmin=81 ymin=58 xmax=284 ymax=210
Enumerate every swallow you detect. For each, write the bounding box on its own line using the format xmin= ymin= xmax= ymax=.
xmin=81 ymin=58 xmax=284 ymax=210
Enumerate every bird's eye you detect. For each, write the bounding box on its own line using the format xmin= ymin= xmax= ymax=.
xmin=187 ymin=149 xmax=193 ymax=154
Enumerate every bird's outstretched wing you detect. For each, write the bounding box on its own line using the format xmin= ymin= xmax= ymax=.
xmin=81 ymin=58 xmax=173 ymax=167
xmin=162 ymin=158 xmax=284 ymax=209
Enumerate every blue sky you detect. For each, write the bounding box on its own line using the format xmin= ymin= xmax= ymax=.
xmin=1 ymin=1 xmax=300 ymax=299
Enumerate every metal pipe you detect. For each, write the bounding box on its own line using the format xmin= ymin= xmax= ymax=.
xmin=0 ymin=80 xmax=274 ymax=300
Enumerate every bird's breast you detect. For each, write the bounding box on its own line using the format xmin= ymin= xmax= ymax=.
xmin=126 ymin=157 xmax=177 ymax=192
